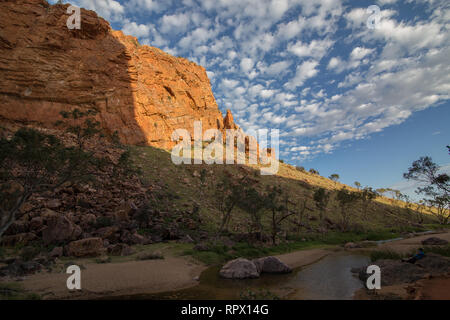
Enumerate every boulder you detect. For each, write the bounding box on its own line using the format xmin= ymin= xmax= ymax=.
xmin=41 ymin=208 xmax=59 ymax=223
xmin=29 ymin=217 xmax=43 ymax=231
xmin=80 ymin=214 xmax=97 ymax=226
xmin=421 ymin=237 xmax=449 ymax=246
xmin=95 ymin=226 xmax=119 ymax=241
xmin=252 ymin=256 xmax=292 ymax=274
xmin=130 ymin=232 xmax=145 ymax=245
xmin=46 ymin=199 xmax=62 ymax=209
xmin=65 ymin=238 xmax=105 ymax=257
xmin=42 ymin=215 xmax=81 ymax=245
xmin=0 ymin=233 xmax=37 ymax=246
xmin=219 ymin=258 xmax=260 ymax=279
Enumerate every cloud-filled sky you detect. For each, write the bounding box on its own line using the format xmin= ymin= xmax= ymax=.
xmin=51 ymin=0 xmax=449 ymax=195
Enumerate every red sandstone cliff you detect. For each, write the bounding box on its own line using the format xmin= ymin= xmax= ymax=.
xmin=0 ymin=0 xmax=229 ymax=149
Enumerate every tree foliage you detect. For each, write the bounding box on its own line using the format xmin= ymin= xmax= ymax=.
xmin=313 ymin=187 xmax=330 ymax=222
xmin=329 ymin=174 xmax=340 ymax=182
xmin=336 ymin=188 xmax=360 ymax=231
xmin=403 ymin=155 xmax=449 ymax=224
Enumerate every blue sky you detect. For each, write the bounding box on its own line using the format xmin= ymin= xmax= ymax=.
xmin=51 ymin=0 xmax=449 ymax=199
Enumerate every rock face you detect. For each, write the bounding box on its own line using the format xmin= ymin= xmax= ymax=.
xmin=421 ymin=237 xmax=449 ymax=246
xmin=0 ymin=0 xmax=227 ymax=149
xmin=219 ymin=258 xmax=260 ymax=279
xmin=253 ymin=256 xmax=292 ymax=274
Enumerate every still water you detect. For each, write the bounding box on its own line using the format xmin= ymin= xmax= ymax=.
xmin=118 ymin=253 xmax=370 ymax=300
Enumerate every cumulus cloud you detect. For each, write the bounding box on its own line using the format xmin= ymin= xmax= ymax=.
xmin=160 ymin=13 xmax=191 ymax=34
xmin=285 ymin=60 xmax=319 ymax=90
xmin=122 ymin=21 xmax=151 ymax=38
xmin=287 ymin=39 xmax=334 ymax=60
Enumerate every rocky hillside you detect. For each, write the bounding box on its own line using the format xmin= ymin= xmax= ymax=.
xmin=0 ymin=0 xmax=229 ymax=149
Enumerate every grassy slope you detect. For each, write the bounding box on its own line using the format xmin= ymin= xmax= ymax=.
xmin=129 ymin=144 xmax=439 ymax=238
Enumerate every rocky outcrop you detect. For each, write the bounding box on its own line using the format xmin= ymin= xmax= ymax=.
xmin=223 ymin=109 xmax=238 ymax=130
xmin=0 ymin=0 xmax=227 ymax=149
xmin=219 ymin=258 xmax=260 ymax=279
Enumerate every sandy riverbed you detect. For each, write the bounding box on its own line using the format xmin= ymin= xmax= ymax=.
xmin=20 ymin=255 xmax=206 ymax=300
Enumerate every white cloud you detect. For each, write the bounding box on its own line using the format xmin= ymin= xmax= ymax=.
xmin=122 ymin=21 xmax=151 ymax=38
xmin=350 ymin=47 xmax=374 ymax=60
xmin=76 ymin=0 xmax=124 ymax=21
xmin=221 ymin=78 xmax=240 ymax=89
xmin=288 ymin=39 xmax=334 ymax=60
xmin=285 ymin=60 xmax=319 ymax=90
xmin=160 ymin=13 xmax=191 ymax=34
xmin=240 ymin=58 xmax=254 ymax=73
xmin=327 ymin=57 xmax=342 ymax=70
xmin=263 ymin=60 xmax=292 ymax=76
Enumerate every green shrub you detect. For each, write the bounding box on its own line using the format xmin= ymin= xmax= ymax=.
xmin=370 ymin=250 xmax=405 ymax=262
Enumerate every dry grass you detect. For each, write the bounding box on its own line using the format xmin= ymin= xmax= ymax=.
xmin=129 ymin=145 xmax=439 ymax=236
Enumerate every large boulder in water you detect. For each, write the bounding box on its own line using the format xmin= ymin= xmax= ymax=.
xmin=421 ymin=237 xmax=449 ymax=245
xmin=219 ymin=258 xmax=260 ymax=279
xmin=253 ymin=256 xmax=292 ymax=274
